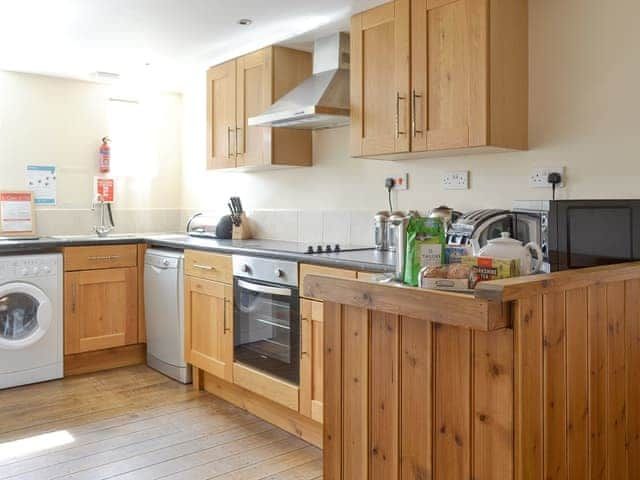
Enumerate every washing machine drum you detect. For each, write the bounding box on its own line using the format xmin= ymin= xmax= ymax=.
xmin=0 ymin=283 xmax=52 ymax=349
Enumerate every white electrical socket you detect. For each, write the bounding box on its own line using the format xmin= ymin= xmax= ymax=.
xmin=442 ymin=171 xmax=469 ymax=190
xmin=387 ymin=173 xmax=409 ymax=190
xmin=529 ymin=166 xmax=565 ymax=188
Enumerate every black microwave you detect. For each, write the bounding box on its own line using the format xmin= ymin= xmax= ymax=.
xmin=547 ymin=200 xmax=640 ymax=271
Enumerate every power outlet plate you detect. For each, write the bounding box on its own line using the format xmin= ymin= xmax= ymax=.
xmin=443 ymin=171 xmax=469 ymax=190
xmin=529 ymin=166 xmax=565 ymax=188
xmin=386 ymin=173 xmax=409 ymax=191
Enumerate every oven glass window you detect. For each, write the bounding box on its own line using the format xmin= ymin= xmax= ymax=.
xmin=0 ymin=293 xmax=40 ymax=341
xmin=234 ymin=279 xmax=299 ymax=384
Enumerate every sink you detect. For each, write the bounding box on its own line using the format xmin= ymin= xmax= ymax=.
xmin=47 ymin=234 xmax=139 ymax=241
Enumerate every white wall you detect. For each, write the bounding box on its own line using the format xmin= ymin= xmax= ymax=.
xmin=180 ymin=0 xmax=640 ymax=230
xmin=0 ymin=71 xmax=183 ymax=234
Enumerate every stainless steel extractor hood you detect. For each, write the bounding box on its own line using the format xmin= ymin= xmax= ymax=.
xmin=248 ymin=32 xmax=350 ymax=130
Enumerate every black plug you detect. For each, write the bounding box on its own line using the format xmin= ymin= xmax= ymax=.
xmin=385 ymin=177 xmax=396 ymax=190
xmin=548 ymin=172 xmax=562 ymax=201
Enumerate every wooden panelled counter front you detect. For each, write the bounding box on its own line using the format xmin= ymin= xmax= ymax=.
xmin=304 ymin=261 xmax=640 ymax=480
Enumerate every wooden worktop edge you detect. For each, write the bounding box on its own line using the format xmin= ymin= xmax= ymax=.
xmin=474 ymin=261 xmax=640 ymax=302
xmin=304 ymin=275 xmax=509 ymax=331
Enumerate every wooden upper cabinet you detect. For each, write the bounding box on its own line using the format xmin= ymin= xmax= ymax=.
xmin=207 ymin=46 xmax=312 ymax=170
xmin=207 ymin=61 xmax=237 ymax=170
xmin=351 ymin=0 xmax=528 ymax=159
xmin=184 ymin=276 xmax=234 ymax=382
xmin=236 ymin=49 xmax=271 ymax=168
xmin=412 ymin=0 xmax=488 ymax=151
xmin=350 ymin=0 xmax=411 ymax=157
xmin=64 ymin=267 xmax=138 ymax=354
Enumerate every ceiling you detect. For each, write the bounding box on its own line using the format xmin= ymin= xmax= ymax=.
xmin=0 ymin=0 xmax=386 ymax=92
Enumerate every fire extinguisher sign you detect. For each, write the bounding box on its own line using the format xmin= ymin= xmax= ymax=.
xmin=94 ymin=177 xmax=115 ymax=203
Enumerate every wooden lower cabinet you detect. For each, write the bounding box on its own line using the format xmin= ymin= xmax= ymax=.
xmin=64 ymin=267 xmax=138 ymax=354
xmin=184 ymin=275 xmax=234 ymax=382
xmin=300 ymin=298 xmax=324 ymax=423
xmin=233 ymin=363 xmax=299 ymax=411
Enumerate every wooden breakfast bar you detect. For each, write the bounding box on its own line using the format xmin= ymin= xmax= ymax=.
xmin=304 ymin=262 xmax=640 ymax=480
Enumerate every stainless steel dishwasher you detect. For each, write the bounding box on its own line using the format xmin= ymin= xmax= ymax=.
xmin=144 ymin=249 xmax=191 ymax=384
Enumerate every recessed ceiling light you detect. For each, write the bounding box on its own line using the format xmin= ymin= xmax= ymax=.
xmin=237 ymin=19 xmax=253 ymax=26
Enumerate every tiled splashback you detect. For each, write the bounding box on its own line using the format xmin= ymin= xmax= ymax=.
xmin=179 ymin=209 xmax=376 ymax=246
xmin=35 ymin=208 xmax=375 ymax=245
xmin=35 ymin=209 xmax=182 ymax=236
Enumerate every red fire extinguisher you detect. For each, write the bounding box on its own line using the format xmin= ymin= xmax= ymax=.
xmin=99 ymin=137 xmax=111 ymax=173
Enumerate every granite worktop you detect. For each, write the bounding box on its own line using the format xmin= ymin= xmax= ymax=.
xmin=0 ymin=234 xmax=395 ymax=273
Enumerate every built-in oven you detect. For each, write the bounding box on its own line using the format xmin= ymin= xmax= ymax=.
xmin=232 ymin=255 xmax=299 ymax=385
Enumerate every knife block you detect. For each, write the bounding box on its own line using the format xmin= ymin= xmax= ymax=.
xmin=232 ymin=213 xmax=252 ymax=240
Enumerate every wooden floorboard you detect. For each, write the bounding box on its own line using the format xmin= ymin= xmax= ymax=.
xmin=0 ymin=366 xmax=322 ymax=479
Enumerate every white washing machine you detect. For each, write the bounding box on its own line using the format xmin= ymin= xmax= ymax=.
xmin=0 ymin=253 xmax=63 ymax=389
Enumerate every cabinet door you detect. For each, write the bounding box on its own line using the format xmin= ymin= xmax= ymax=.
xmin=184 ymin=276 xmax=233 ymax=382
xmin=351 ymin=0 xmax=410 ymax=157
xmin=411 ymin=0 xmax=488 ymax=151
xmin=206 ymin=60 xmax=237 ymax=170
xmin=65 ymin=267 xmax=138 ymax=354
xmin=300 ymin=299 xmax=324 ymax=423
xmin=236 ymin=48 xmax=272 ymax=168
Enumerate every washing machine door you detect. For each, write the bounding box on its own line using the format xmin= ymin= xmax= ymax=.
xmin=0 ymin=283 xmax=52 ymax=350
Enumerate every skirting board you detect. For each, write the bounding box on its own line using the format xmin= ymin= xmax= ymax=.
xmin=202 ymin=371 xmax=322 ymax=449
xmin=64 ymin=343 xmax=146 ymax=376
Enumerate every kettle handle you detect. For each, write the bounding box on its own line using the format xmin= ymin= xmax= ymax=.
xmin=525 ymin=242 xmax=544 ymax=273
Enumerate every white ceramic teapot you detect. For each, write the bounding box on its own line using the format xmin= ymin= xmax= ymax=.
xmin=471 ymin=232 xmax=544 ymax=275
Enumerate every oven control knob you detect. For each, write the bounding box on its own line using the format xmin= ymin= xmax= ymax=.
xmin=274 ymin=268 xmax=284 ymax=278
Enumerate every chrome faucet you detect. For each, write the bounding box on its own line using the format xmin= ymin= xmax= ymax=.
xmin=93 ymin=195 xmax=114 ymax=237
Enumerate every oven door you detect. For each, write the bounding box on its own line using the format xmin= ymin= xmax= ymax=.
xmin=233 ymin=278 xmax=299 ymax=384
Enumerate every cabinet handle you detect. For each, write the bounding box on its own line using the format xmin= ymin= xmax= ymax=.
xmin=395 ymin=92 xmax=407 ymax=139
xmin=223 ymin=299 xmax=231 ymax=333
xmin=192 ymin=264 xmax=215 ymax=271
xmin=412 ymin=90 xmax=423 ymax=137
xmin=71 ymin=282 xmax=77 ymax=313
xmin=227 ymin=126 xmax=235 ymax=158
xmin=87 ymin=255 xmax=120 ymax=261
xmin=235 ymin=127 xmax=242 ymax=155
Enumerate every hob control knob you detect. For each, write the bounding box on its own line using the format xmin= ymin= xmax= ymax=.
xmin=334 ymin=244 xmax=341 ymax=252
xmin=325 ymin=245 xmax=332 ymax=253
xmin=316 ymin=245 xmax=323 ymax=253
xmin=306 ymin=245 xmax=314 ymax=254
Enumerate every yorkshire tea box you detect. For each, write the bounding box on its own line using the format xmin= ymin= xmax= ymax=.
xmin=461 ymin=256 xmax=519 ymax=288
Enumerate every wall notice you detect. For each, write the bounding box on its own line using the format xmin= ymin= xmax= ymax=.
xmin=26 ymin=165 xmax=57 ymax=205
xmin=0 ymin=192 xmax=34 ymax=234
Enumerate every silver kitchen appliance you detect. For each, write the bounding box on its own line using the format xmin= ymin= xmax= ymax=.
xmin=248 ymin=33 xmax=350 ymax=130
xmin=144 ymin=249 xmax=191 ymax=383
xmin=232 ymin=255 xmax=300 ymax=384
xmin=388 ymin=215 xmax=410 ymax=281
xmin=447 ymin=205 xmax=551 ymax=272
xmin=374 ymin=211 xmax=390 ymax=251
xmin=447 ymin=209 xmax=514 ymax=247
xmin=512 ymin=200 xmax=551 ymax=272
xmin=186 ymin=212 xmax=233 ymax=239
